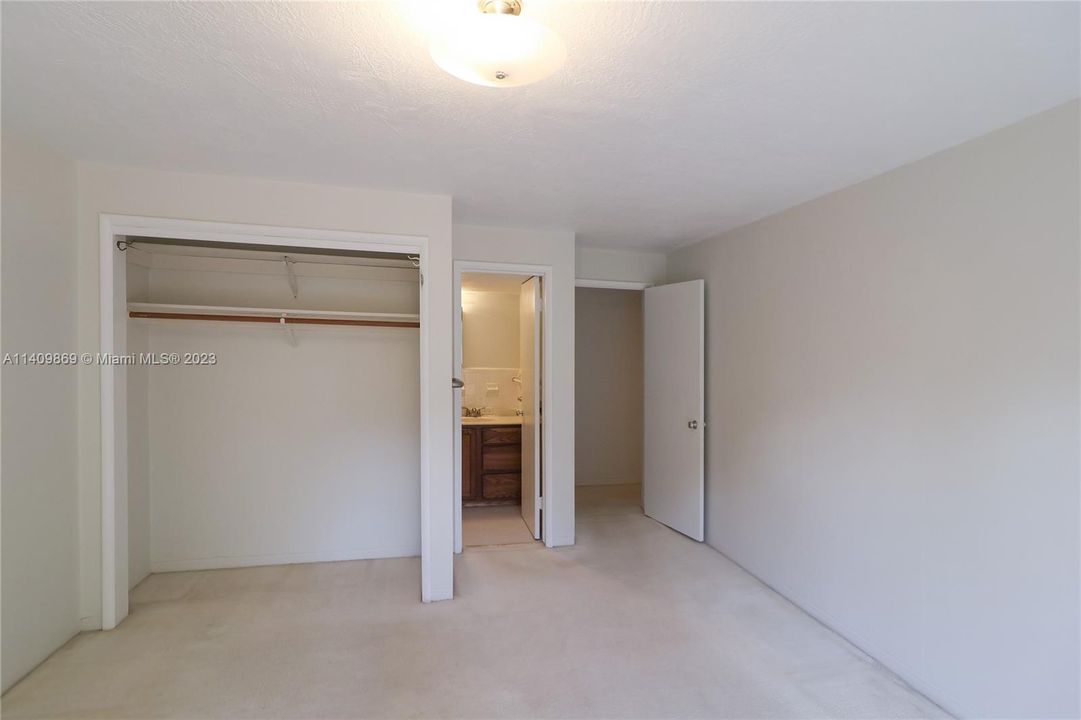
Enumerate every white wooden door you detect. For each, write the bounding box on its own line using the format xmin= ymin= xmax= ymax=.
xmin=452 ymin=272 xmax=464 ymax=554
xmin=643 ymin=279 xmax=705 ymax=541
xmin=519 ymin=276 xmax=542 ymax=539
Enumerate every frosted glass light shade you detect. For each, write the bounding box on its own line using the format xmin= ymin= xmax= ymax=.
xmin=430 ymin=13 xmax=566 ymax=88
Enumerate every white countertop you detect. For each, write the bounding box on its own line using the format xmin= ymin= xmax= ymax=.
xmin=461 ymin=416 xmax=523 ymax=426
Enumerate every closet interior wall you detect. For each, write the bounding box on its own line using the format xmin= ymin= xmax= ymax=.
xmin=574 ymin=287 xmax=643 ymax=487
xmin=125 ymin=241 xmax=421 ymax=587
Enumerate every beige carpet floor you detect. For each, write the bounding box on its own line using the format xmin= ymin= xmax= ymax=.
xmin=1 ymin=484 xmax=947 ymax=719
xmin=462 ymin=505 xmax=536 ymax=547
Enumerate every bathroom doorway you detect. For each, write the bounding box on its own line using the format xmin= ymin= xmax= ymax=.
xmin=453 ymin=263 xmax=552 ymax=552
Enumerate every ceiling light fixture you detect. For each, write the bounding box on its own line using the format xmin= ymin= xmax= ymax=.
xmin=429 ymin=0 xmax=566 ymax=88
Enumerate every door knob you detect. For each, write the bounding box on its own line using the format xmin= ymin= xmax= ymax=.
xmin=687 ymin=420 xmax=699 ymax=430
xmin=452 ymin=377 xmax=464 ymax=389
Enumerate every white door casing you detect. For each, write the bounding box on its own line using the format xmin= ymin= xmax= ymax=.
xmin=100 ymin=215 xmax=438 ymax=629
xmin=643 ymin=279 xmax=705 ymax=541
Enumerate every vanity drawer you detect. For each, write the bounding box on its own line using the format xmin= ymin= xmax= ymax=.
xmin=482 ymin=444 xmax=521 ymax=472
xmin=482 ymin=426 xmax=521 ymax=445
xmin=482 ymin=473 xmax=521 ymax=500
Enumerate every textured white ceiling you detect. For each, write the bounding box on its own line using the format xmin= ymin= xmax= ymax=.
xmin=3 ymin=1 xmax=1078 ymax=249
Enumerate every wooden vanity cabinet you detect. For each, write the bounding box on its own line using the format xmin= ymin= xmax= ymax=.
xmin=462 ymin=424 xmax=521 ymax=506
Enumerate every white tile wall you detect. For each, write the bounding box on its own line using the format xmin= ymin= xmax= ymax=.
xmin=461 ymin=367 xmax=521 ymax=417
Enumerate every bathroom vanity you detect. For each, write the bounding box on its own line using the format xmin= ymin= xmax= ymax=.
xmin=461 ymin=420 xmax=522 ymax=506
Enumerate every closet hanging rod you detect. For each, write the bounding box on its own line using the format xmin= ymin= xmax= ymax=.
xmin=128 ymin=311 xmax=419 ymax=328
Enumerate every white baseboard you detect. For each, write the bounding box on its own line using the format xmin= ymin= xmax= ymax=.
xmin=151 ymin=546 xmax=419 ymax=573
xmin=575 ymin=478 xmax=642 ymax=487
xmin=79 ymin=614 xmax=102 ymax=632
xmin=128 ymin=568 xmax=151 ymax=591
xmin=708 ymin=542 xmax=966 ymax=719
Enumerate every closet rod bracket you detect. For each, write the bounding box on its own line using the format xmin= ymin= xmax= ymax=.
xmin=280 ymin=313 xmax=299 ymax=347
xmin=283 ymin=256 xmax=299 ymax=299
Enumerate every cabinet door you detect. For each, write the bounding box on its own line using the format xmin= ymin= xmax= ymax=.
xmin=462 ymin=428 xmax=476 ymax=501
xmin=482 ymin=427 xmax=521 ymax=445
xmin=483 ymin=473 xmax=522 ymax=500
xmin=482 ymin=444 xmax=522 ymax=473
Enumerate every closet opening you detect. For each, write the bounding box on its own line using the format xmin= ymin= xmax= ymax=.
xmin=452 ymin=264 xmax=553 ymax=552
xmin=100 ymin=216 xmax=435 ymax=629
xmin=573 ymin=283 xmax=646 ymax=517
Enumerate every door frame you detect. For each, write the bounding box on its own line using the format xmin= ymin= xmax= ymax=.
xmin=100 ymin=214 xmax=434 ymax=630
xmin=453 ymin=260 xmax=555 ymax=551
xmin=574 ymin=278 xmax=652 ymax=291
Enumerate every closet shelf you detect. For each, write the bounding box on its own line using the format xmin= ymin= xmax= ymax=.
xmin=127 ymin=303 xmax=420 ymax=328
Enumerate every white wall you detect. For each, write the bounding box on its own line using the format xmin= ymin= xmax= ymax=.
xmin=77 ymin=163 xmax=454 ymax=627
xmin=462 ymin=290 xmax=519 ymax=368
xmin=144 ymin=253 xmax=420 ymax=313
xmin=575 ymin=288 xmax=643 ymax=486
xmin=147 ymin=323 xmax=420 ymax=570
xmin=454 ymin=225 xmax=576 ymax=546
xmin=667 ymin=100 xmax=1081 ymax=719
xmin=576 ymin=246 xmax=666 ymax=285
xmin=1 ymin=138 xmax=80 ymax=691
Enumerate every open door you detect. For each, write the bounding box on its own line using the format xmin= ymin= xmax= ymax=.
xmin=520 ymin=276 xmax=542 ymax=539
xmin=452 ymin=274 xmax=464 ymax=554
xmin=643 ymin=279 xmax=705 ymax=541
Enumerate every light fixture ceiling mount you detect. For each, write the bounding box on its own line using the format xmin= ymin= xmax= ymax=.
xmin=478 ymin=0 xmax=522 ymax=15
xmin=429 ymin=0 xmax=566 ymax=88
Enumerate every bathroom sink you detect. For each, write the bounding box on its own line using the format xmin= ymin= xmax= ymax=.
xmin=461 ymin=416 xmax=523 ymax=426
